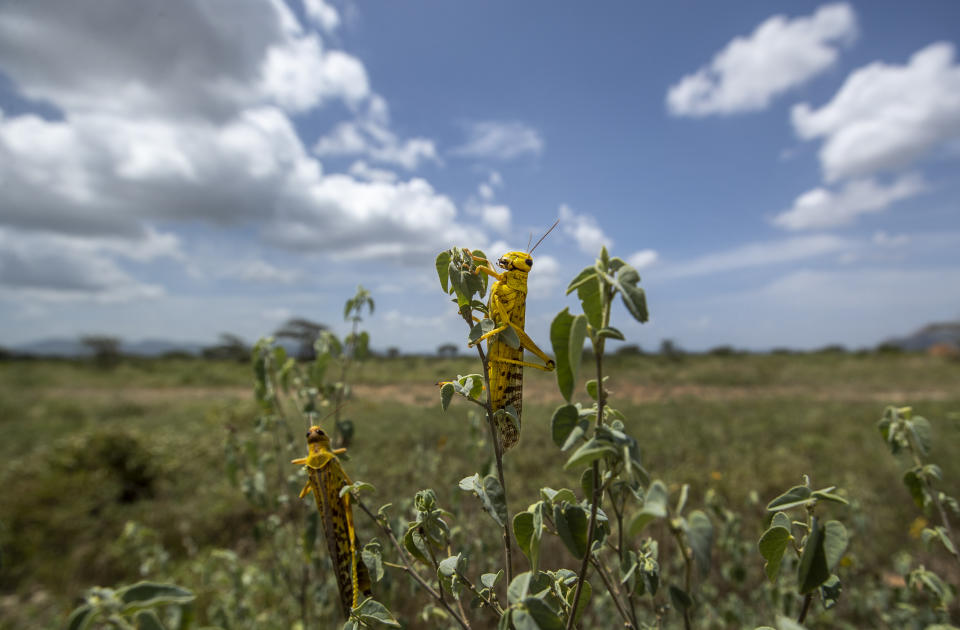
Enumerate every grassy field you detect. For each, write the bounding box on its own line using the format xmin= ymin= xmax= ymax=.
xmin=1 ymin=352 xmax=958 ymax=628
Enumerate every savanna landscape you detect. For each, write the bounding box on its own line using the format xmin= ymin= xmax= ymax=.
xmin=2 ymin=304 xmax=958 ymax=628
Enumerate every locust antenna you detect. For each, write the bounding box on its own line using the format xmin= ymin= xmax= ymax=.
xmin=530 ymin=219 xmax=560 ymax=253
xmin=527 ymin=232 xmax=533 ymax=252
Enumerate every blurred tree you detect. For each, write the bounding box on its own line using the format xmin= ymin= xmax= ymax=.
xmin=614 ymin=343 xmax=644 ymax=356
xmin=275 ymin=318 xmax=328 ymax=360
xmin=659 ymin=338 xmax=684 ymax=362
xmin=81 ymin=335 xmax=122 ymax=369
xmin=437 ymin=343 xmax=458 ymax=358
xmin=202 ymin=333 xmax=250 ymax=362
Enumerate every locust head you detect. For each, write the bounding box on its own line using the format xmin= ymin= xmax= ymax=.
xmin=498 ymin=251 xmax=534 ymax=273
xmin=305 ymin=425 xmax=332 ymax=449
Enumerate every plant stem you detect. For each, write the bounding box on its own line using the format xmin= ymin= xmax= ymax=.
xmin=797 ymin=593 xmax=813 ymax=624
xmin=906 ymin=433 xmax=960 ymax=565
xmin=589 ymin=556 xmax=635 ymax=628
xmin=566 ymin=281 xmax=614 ymax=630
xmin=355 ymin=498 xmax=472 ymax=630
xmin=462 ymin=308 xmax=514 ymax=586
xmin=566 ymin=462 xmax=600 ymax=630
xmin=610 ymin=490 xmax=640 ymax=628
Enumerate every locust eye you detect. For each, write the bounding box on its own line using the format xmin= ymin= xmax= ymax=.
xmin=305 ymin=431 xmax=310 ymax=437
xmin=525 ymin=258 xmax=532 ymax=267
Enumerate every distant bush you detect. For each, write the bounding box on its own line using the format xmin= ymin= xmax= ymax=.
xmin=614 ymin=343 xmax=644 ymax=356
xmin=707 ymin=344 xmax=739 ymax=356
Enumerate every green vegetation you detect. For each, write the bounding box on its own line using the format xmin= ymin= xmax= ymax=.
xmin=1 ymin=258 xmax=959 ymax=627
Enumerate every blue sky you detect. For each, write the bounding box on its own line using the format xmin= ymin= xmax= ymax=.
xmin=1 ymin=1 xmax=958 ymax=352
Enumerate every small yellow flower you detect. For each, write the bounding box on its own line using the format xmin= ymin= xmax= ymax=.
xmin=908 ymin=516 xmax=928 ymax=539
xmin=710 ymin=471 xmax=723 ymax=481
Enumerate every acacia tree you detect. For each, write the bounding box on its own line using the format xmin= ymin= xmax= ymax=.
xmin=275 ymin=318 xmax=329 ymax=360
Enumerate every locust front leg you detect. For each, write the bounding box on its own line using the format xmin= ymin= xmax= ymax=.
xmin=471 ymin=295 xmax=555 ymax=371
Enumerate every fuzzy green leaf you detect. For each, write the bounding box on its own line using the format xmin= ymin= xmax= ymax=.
xmin=797 ymin=520 xmax=829 ymax=594
xmin=135 ymin=610 xmax=165 ymax=630
xmin=758 ymin=526 xmax=791 ymax=582
xmin=554 ymin=503 xmax=590 ymax=559
xmin=550 ymin=309 xmax=576 ymax=401
xmin=685 ymin=510 xmax=713 ymax=578
xmin=823 ymin=520 xmax=848 ymax=570
xmin=435 ymin=251 xmax=451 ymax=293
xmin=767 ymin=485 xmax=813 ymax=511
xmin=119 ymin=582 xmax=194 ymax=613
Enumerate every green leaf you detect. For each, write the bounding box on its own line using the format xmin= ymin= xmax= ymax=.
xmin=596 ymin=326 xmax=625 ymax=340
xmin=903 ymin=469 xmax=927 ymax=508
xmin=568 ymin=314 xmax=587 ymax=386
xmin=440 ymin=382 xmax=455 ymax=411
xmin=354 ymin=597 xmax=402 ymax=627
xmin=135 ymin=610 xmax=166 ymax=630
xmin=823 ymin=521 xmax=848 ymax=571
xmin=541 ymin=487 xmax=577 ymax=506
xmin=629 ymin=480 xmax=668 ymax=536
xmin=65 ymin=605 xmax=96 ymax=630
xmin=550 ymin=404 xmax=583 ymax=449
xmin=797 ymin=519 xmax=830 ymax=594
xmin=508 ymin=572 xmax=533 ymax=605
xmin=564 ymin=579 xmax=592 ymax=626
xmin=362 ymin=541 xmax=385 ymax=583
xmin=564 ymin=438 xmax=617 ymax=470
xmin=481 ymin=571 xmax=503 ymax=589
xmin=776 ymin=616 xmax=808 ymax=630
xmin=402 ymin=527 xmax=430 ymax=565
xmin=531 ymin=502 xmax=544 ymax=574
xmin=550 ymin=309 xmax=576 ymax=401
xmin=554 ymin=504 xmax=589 ymax=559
xmin=767 ymin=485 xmax=813 ymax=511
xmin=820 ymin=574 xmax=842 ymax=609
xmin=459 ymin=473 xmax=507 ymax=526
xmin=514 ymin=511 xmax=535 ymax=562
xmin=119 ymin=582 xmax=194 ymax=612
xmin=499 ymin=325 xmax=521 ymax=350
xmin=576 ymin=274 xmax=604 ymax=330
xmin=909 ymin=416 xmax=932 ymax=457
xmin=436 ymin=251 xmax=452 ymax=292
xmin=685 ymin=510 xmax=713 ymax=578
xmin=771 ymin=512 xmax=792 ymax=530
xmin=469 ymin=318 xmax=496 ymax=345
xmin=580 ymin=467 xmax=595 ymax=501
xmin=483 ymin=475 xmax=508 ymax=526
xmin=811 ymin=490 xmax=849 ymax=505
xmin=438 ymin=553 xmax=463 ymax=578
xmin=523 ymin=596 xmax=565 ymax=630
xmin=615 ymin=265 xmax=649 ymax=323
xmin=585 ymin=379 xmax=598 ymax=401
xmin=566 ymin=266 xmax=598 ymax=295
xmin=758 ymin=526 xmax=791 ymax=583
xmin=668 ymin=585 xmax=692 ymax=612
xmin=340 ymin=481 xmax=375 ymax=498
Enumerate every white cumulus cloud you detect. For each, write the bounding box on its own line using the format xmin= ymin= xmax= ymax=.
xmin=773 ymin=174 xmax=926 ymax=230
xmin=792 ymin=42 xmax=960 ymax=181
xmin=313 ymin=96 xmax=439 ymax=169
xmin=667 ymin=3 xmax=857 ymax=117
xmin=452 ymin=121 xmax=544 ymax=160
xmin=627 ymin=249 xmax=659 ymax=270
xmin=558 ymin=205 xmax=612 ymax=255
xmin=663 ymin=235 xmax=855 ymax=278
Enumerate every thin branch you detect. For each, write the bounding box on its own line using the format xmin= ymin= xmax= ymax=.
xmin=589 ymin=556 xmax=634 ymax=629
xmin=354 ymin=498 xmax=471 ymax=630
xmin=461 ymin=308 xmax=514 ymax=585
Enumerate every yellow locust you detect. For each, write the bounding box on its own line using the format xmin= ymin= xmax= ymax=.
xmin=469 ymin=226 xmax=557 ymax=450
xmin=292 ymin=425 xmax=372 ymax=617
